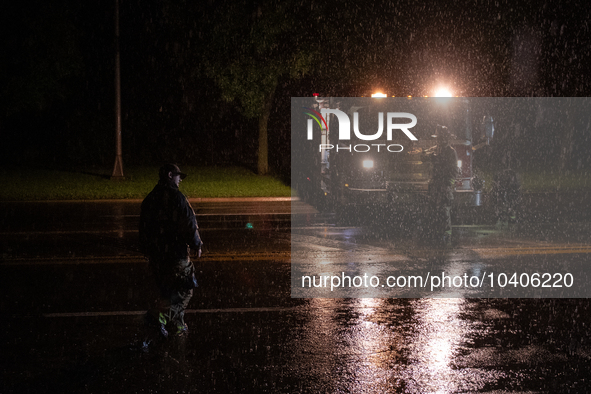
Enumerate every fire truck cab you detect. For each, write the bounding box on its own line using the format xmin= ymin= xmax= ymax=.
xmin=295 ymin=95 xmax=494 ymax=224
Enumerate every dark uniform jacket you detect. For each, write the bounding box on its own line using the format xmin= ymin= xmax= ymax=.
xmin=139 ymin=181 xmax=202 ymax=265
xmin=430 ymin=144 xmax=459 ymax=203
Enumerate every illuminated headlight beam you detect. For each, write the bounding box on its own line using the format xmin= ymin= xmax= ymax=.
xmin=434 ymin=88 xmax=453 ymax=97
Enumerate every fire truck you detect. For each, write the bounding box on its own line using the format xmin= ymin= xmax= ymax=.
xmin=293 ymin=95 xmax=495 ymax=224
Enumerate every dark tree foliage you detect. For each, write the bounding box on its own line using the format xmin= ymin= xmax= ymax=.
xmin=0 ymin=1 xmax=109 ymax=166
xmin=2 ymin=0 xmax=591 ymax=172
xmin=195 ymin=0 xmax=319 ymax=174
xmin=1 ymin=1 xmax=82 ymax=116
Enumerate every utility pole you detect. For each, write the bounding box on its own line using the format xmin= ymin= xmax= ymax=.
xmin=111 ymin=0 xmax=125 ymax=180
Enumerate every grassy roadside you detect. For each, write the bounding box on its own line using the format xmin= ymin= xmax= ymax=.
xmin=519 ymin=170 xmax=591 ymax=192
xmin=476 ymin=169 xmax=591 ymax=193
xmin=1 ymin=166 xmax=589 ymax=201
xmin=0 ymin=166 xmax=292 ymax=201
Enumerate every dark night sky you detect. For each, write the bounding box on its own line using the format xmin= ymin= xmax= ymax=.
xmin=2 ymin=0 xmax=591 ymax=172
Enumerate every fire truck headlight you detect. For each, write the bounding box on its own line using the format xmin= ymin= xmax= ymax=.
xmin=434 ymin=87 xmax=453 ymax=97
xmin=363 ymin=160 xmax=374 ymax=169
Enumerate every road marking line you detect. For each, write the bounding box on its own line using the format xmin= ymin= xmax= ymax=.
xmin=472 ymin=245 xmax=591 ymax=257
xmin=43 ymin=306 xmax=302 ymax=318
xmin=3 ymin=245 xmax=591 ymax=266
xmin=1 ymin=253 xmax=292 ymax=265
xmin=96 ymin=212 xmax=294 ymax=217
xmin=0 ymin=226 xmax=290 ymax=235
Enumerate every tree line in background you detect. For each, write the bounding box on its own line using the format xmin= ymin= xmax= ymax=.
xmin=2 ymin=0 xmax=591 ymax=176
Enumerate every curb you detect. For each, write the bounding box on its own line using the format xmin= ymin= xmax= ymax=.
xmin=0 ymin=197 xmax=300 ymax=204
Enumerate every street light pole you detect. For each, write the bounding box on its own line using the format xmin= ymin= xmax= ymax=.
xmin=111 ymin=0 xmax=124 ymax=180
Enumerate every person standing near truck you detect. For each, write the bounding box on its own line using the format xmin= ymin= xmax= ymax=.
xmin=427 ymin=126 xmax=460 ymax=244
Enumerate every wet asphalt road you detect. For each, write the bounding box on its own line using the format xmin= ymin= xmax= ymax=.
xmin=2 ymin=198 xmax=591 ymax=393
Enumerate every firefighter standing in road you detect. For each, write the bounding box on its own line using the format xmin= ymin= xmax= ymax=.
xmin=427 ymin=126 xmax=460 ymax=243
xmin=139 ymin=164 xmax=202 ymax=338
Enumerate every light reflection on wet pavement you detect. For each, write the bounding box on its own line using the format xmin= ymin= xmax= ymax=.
xmin=1 ymin=201 xmax=591 ymax=392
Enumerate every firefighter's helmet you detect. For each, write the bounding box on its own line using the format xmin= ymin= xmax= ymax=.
xmin=432 ymin=125 xmax=455 ymax=140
